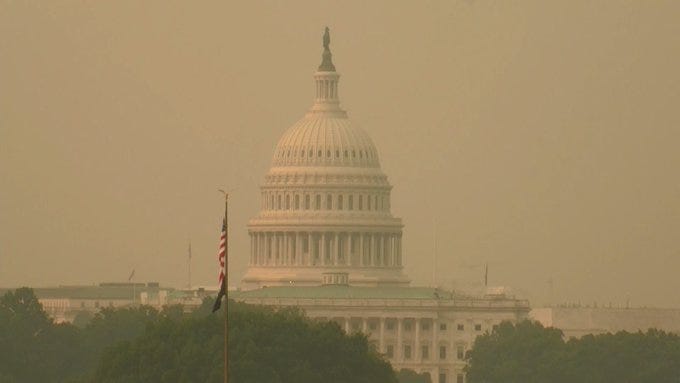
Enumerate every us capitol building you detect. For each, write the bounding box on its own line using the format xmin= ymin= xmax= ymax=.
xmin=232 ymin=29 xmax=530 ymax=383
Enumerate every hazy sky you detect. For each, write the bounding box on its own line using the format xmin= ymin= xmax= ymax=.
xmin=2 ymin=1 xmax=679 ymax=307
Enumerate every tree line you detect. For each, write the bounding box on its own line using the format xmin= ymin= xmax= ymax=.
xmin=465 ymin=320 xmax=680 ymax=383
xmin=3 ymin=287 xmax=680 ymax=382
xmin=0 ymin=287 xmax=397 ymax=383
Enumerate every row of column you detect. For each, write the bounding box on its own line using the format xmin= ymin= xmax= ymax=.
xmin=336 ymin=317 xmax=445 ymax=364
xmin=249 ymin=231 xmax=402 ymax=267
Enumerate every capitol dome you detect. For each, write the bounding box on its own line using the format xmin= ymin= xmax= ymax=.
xmin=272 ymin=117 xmax=381 ymax=169
xmin=243 ymin=28 xmax=409 ymax=288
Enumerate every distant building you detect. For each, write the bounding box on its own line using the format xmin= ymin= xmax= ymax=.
xmin=231 ymin=30 xmax=530 ymax=383
xmin=3 ymin=282 xmax=211 ymax=323
xmin=530 ymin=307 xmax=680 ymax=338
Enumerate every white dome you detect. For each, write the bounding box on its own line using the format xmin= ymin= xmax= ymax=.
xmin=243 ymin=29 xmax=409 ymax=289
xmin=272 ymin=116 xmax=381 ymax=168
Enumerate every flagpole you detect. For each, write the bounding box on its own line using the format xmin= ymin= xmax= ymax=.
xmin=220 ymin=191 xmax=229 ymax=383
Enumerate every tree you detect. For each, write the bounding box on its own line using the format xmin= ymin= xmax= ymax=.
xmin=0 ymin=288 xmax=82 ymax=383
xmin=93 ymin=300 xmax=398 ymax=383
xmin=465 ymin=320 xmax=680 ymax=383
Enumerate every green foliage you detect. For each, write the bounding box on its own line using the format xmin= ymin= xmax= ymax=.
xmin=466 ymin=320 xmax=680 ymax=383
xmin=0 ymin=290 xmax=396 ymax=383
xmin=0 ymin=288 xmax=82 ymax=382
xmin=94 ymin=300 xmax=397 ymax=383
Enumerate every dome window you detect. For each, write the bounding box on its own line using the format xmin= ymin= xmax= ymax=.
xmin=344 ymin=150 xmax=348 ymax=157
xmin=271 ymin=195 xmax=275 ymax=210
xmin=286 ymin=195 xmax=291 ymax=210
xmin=294 ymin=195 xmax=300 ymax=210
xmin=305 ymin=195 xmax=310 ymax=210
xmin=318 ymin=150 xmax=322 ymax=157
xmin=352 ymin=150 xmax=356 ymax=158
xmin=326 ymin=194 xmax=333 ymax=210
xmin=336 ymin=150 xmax=340 ymax=158
xmin=367 ymin=195 xmax=372 ymax=210
xmin=338 ymin=195 xmax=343 ymax=210
xmin=315 ymin=195 xmax=321 ymax=210
xmin=358 ymin=195 xmax=363 ymax=210
xmin=348 ymin=195 xmax=354 ymax=210
xmin=327 ymin=150 xmax=331 ymax=157
xmin=277 ymin=195 xmax=282 ymax=210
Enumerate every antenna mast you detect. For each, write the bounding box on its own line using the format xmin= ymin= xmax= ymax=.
xmin=432 ymin=217 xmax=437 ymax=288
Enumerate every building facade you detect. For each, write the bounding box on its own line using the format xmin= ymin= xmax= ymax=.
xmin=233 ymin=29 xmax=531 ymax=383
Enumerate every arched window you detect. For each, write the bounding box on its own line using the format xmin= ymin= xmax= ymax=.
xmin=338 ymin=195 xmax=343 ymax=210
xmin=374 ymin=195 xmax=379 ymax=210
xmin=315 ymin=194 xmax=321 ymax=210
xmin=352 ymin=150 xmax=356 ymax=158
xmin=327 ymin=194 xmax=333 ymax=210
xmin=336 ymin=150 xmax=340 ymax=158
xmin=271 ymin=195 xmax=275 ymax=210
xmin=367 ymin=195 xmax=372 ymax=210
xmin=294 ymin=195 xmax=300 ymax=210
xmin=318 ymin=150 xmax=322 ymax=157
xmin=348 ymin=195 xmax=353 ymax=210
xmin=327 ymin=150 xmax=331 ymax=157
xmin=285 ymin=195 xmax=290 ymax=210
xmin=344 ymin=150 xmax=348 ymax=158
xmin=277 ymin=195 xmax=282 ymax=210
xmin=305 ymin=195 xmax=310 ymax=210
xmin=358 ymin=195 xmax=363 ymax=210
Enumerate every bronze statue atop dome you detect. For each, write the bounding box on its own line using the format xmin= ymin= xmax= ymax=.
xmin=323 ymin=26 xmax=330 ymax=50
xmin=318 ymin=27 xmax=336 ymax=72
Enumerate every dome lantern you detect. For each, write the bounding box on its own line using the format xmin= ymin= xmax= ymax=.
xmin=308 ymin=27 xmax=346 ymax=118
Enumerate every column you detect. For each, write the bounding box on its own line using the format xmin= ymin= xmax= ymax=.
xmin=333 ymin=233 xmax=339 ymax=266
xmin=390 ymin=234 xmax=395 ymax=266
xmin=275 ymin=234 xmax=280 ymax=265
xmin=415 ymin=318 xmax=421 ymax=362
xmin=384 ymin=234 xmax=390 ymax=266
xmin=282 ymin=233 xmax=287 ymax=266
xmin=348 ymin=233 xmax=353 ymax=266
xmin=296 ymin=232 xmax=302 ymax=266
xmin=368 ymin=233 xmax=378 ymax=266
xmin=320 ymin=233 xmax=326 ymax=266
xmin=379 ymin=318 xmax=386 ymax=353
xmin=258 ymin=233 xmax=262 ymax=265
xmin=359 ymin=233 xmax=364 ymax=266
xmin=396 ymin=318 xmax=403 ymax=362
xmin=308 ymin=232 xmax=313 ymax=266
xmin=377 ymin=234 xmax=383 ymax=266
xmin=287 ymin=233 xmax=293 ymax=265
xmin=396 ymin=235 xmax=401 ymax=266
xmin=264 ymin=233 xmax=270 ymax=265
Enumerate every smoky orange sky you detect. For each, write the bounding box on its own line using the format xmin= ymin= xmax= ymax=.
xmin=1 ymin=1 xmax=679 ymax=307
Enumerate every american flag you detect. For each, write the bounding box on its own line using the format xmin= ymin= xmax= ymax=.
xmin=217 ymin=219 xmax=227 ymax=287
xmin=213 ymin=218 xmax=227 ymax=312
